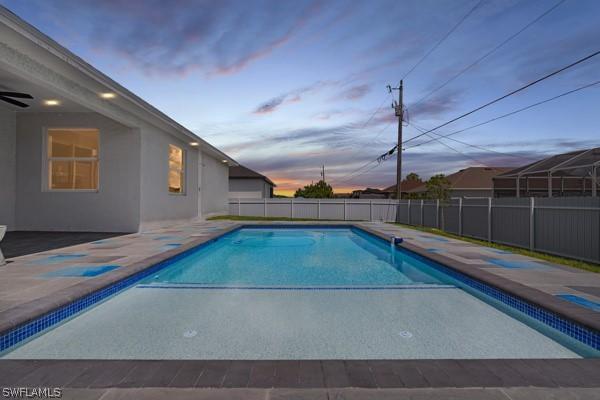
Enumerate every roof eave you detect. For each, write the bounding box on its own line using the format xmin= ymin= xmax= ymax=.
xmin=0 ymin=6 xmax=238 ymax=165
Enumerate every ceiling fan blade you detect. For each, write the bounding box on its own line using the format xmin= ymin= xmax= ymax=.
xmin=0 ymin=95 xmax=30 ymax=108
xmin=0 ymin=91 xmax=33 ymax=99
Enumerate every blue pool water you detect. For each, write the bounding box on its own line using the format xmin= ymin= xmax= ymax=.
xmin=145 ymin=228 xmax=445 ymax=287
xmin=3 ymin=227 xmax=599 ymax=360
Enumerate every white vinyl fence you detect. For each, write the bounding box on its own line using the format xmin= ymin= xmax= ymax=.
xmin=229 ymin=197 xmax=600 ymax=264
xmin=229 ymin=198 xmax=399 ymax=222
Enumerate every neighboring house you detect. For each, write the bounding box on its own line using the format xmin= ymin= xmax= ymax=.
xmin=229 ymin=165 xmax=275 ymax=199
xmin=383 ymin=180 xmax=425 ymax=199
xmin=493 ymin=148 xmax=600 ymax=198
xmin=408 ymin=167 xmax=512 ymax=198
xmin=350 ymin=187 xmax=393 ymax=199
xmin=0 ymin=8 xmax=236 ymax=233
xmin=351 ymin=179 xmax=425 ymax=199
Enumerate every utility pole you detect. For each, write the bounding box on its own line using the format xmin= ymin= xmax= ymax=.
xmin=388 ymin=81 xmax=404 ymax=200
xmin=321 ymin=165 xmax=325 ymax=182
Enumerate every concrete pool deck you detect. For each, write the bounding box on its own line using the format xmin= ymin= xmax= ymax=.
xmin=0 ymin=220 xmax=599 ymax=390
xmin=1 ymin=220 xmax=598 ymax=337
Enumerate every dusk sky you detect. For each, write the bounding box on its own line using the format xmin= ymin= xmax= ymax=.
xmin=2 ymin=0 xmax=599 ymax=195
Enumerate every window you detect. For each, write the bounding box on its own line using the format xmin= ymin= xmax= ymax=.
xmin=169 ymin=144 xmax=185 ymax=194
xmin=47 ymin=128 xmax=99 ymax=190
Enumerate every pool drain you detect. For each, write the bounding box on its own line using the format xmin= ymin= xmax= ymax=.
xmin=399 ymin=330 xmax=413 ymax=338
xmin=183 ymin=329 xmax=197 ymax=338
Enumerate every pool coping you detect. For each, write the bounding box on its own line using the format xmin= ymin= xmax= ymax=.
xmin=0 ymin=221 xmax=598 ymax=355
xmin=2 ymin=359 xmax=599 ymax=388
xmin=0 ymin=224 xmax=243 ymax=337
xmin=356 ymin=224 xmax=600 ymax=334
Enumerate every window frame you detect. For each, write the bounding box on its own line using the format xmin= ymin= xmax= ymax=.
xmin=42 ymin=127 xmax=100 ymax=192
xmin=168 ymin=143 xmax=186 ymax=195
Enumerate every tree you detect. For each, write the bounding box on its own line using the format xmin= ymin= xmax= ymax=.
xmin=294 ymin=180 xmax=334 ymax=198
xmin=426 ymin=174 xmax=451 ymax=202
xmin=426 ymin=174 xmax=452 ymax=231
xmin=405 ymin=172 xmax=421 ymax=182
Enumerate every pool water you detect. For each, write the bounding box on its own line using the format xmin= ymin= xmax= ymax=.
xmin=3 ymin=227 xmax=598 ymax=360
xmin=146 ymin=228 xmax=445 ymax=287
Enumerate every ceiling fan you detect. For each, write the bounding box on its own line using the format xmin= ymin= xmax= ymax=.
xmin=0 ymin=91 xmax=34 ymax=108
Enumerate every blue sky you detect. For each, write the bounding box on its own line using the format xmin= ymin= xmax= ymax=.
xmin=2 ymin=0 xmax=599 ymax=195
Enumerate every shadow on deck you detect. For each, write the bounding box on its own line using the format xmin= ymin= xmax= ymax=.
xmin=1 ymin=231 xmax=131 ymax=259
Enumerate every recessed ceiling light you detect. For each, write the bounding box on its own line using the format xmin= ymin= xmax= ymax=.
xmin=222 ymin=159 xmax=228 ymax=163
xmin=43 ymin=99 xmax=60 ymax=106
xmin=99 ymin=92 xmax=116 ymax=99
xmin=189 ymin=142 xmax=199 ymax=146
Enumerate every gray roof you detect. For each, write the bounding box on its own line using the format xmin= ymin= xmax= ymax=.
xmin=229 ymin=165 xmax=276 ymax=186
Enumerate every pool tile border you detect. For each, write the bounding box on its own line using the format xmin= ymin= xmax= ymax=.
xmin=0 ymin=224 xmax=243 ymax=353
xmin=358 ymin=224 xmax=600 ymax=351
xmin=1 ymin=222 xmax=599 ymax=355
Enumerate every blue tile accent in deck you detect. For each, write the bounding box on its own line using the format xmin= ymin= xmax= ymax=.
xmin=153 ymin=236 xmax=179 ymax=241
xmin=41 ymin=265 xmax=120 ymax=278
xmin=417 ymin=236 xmax=449 ymax=243
xmin=557 ymin=294 xmax=600 ymax=312
xmin=1 ymin=224 xmax=598 ymax=355
xmin=488 ymin=259 xmax=551 ymax=270
xmin=160 ymin=244 xmax=181 ymax=251
xmin=33 ymin=254 xmax=87 ymax=264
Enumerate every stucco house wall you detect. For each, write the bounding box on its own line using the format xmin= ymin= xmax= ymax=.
xmin=139 ymin=124 xmax=199 ymax=229
xmin=201 ymin=153 xmax=229 ymax=216
xmin=0 ymin=107 xmax=16 ymax=230
xmin=14 ymin=112 xmax=141 ymax=232
xmin=229 ymin=178 xmax=271 ymax=198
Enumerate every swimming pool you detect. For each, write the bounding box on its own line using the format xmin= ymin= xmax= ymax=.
xmin=2 ymin=226 xmax=599 ymax=359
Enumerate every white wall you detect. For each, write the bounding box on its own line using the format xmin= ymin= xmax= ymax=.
xmin=139 ymin=125 xmax=199 ymax=228
xmin=229 ymin=178 xmax=274 ymax=198
xmin=15 ymin=112 xmax=141 ymax=232
xmin=0 ymin=107 xmax=16 ymax=230
xmin=201 ymin=152 xmax=229 ymax=216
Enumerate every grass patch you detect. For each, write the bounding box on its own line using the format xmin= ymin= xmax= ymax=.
xmin=390 ymin=223 xmax=600 ymax=273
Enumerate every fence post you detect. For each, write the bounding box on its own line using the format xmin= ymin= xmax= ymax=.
xmin=318 ymin=199 xmax=321 ymax=220
xmin=529 ymin=197 xmax=535 ymax=250
xmin=369 ymin=200 xmax=373 ymax=221
xmin=487 ymin=197 xmax=492 ymax=242
xmin=436 ymin=199 xmax=440 ymax=229
xmin=420 ymin=200 xmax=424 ymax=226
xmin=238 ymin=198 xmax=241 ymax=216
xmin=407 ymin=199 xmax=411 ymax=225
xmin=290 ymin=198 xmax=294 ymax=219
xmin=343 ymin=199 xmax=347 ymax=221
xmin=264 ymin=198 xmax=267 ymax=217
xmin=458 ymin=197 xmax=463 ymax=236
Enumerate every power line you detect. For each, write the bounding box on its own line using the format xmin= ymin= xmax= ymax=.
xmin=410 ymin=123 xmax=494 ymax=166
xmin=409 ymin=121 xmax=535 ymax=161
xmin=406 ymin=78 xmax=600 ymax=149
xmin=401 ymin=0 xmax=485 ymax=80
xmin=334 ymin=0 xmax=485 ymax=186
xmin=404 ymin=48 xmax=600 ymax=145
xmin=336 ymin=152 xmax=398 ymax=186
xmin=412 ymin=0 xmax=567 ymax=108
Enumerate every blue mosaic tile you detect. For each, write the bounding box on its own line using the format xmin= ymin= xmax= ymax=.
xmin=426 ymin=248 xmax=444 ymax=253
xmin=1 ymin=224 xmax=599 ymax=354
xmin=153 ymin=236 xmax=179 ymax=241
xmin=0 ymin=233 xmax=227 ymax=353
xmin=41 ymin=265 xmax=120 ymax=278
xmin=557 ymin=294 xmax=600 ymax=312
xmin=160 ymin=244 xmax=181 ymax=251
xmin=488 ymin=259 xmax=552 ymax=270
xmin=33 ymin=254 xmax=87 ymax=265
